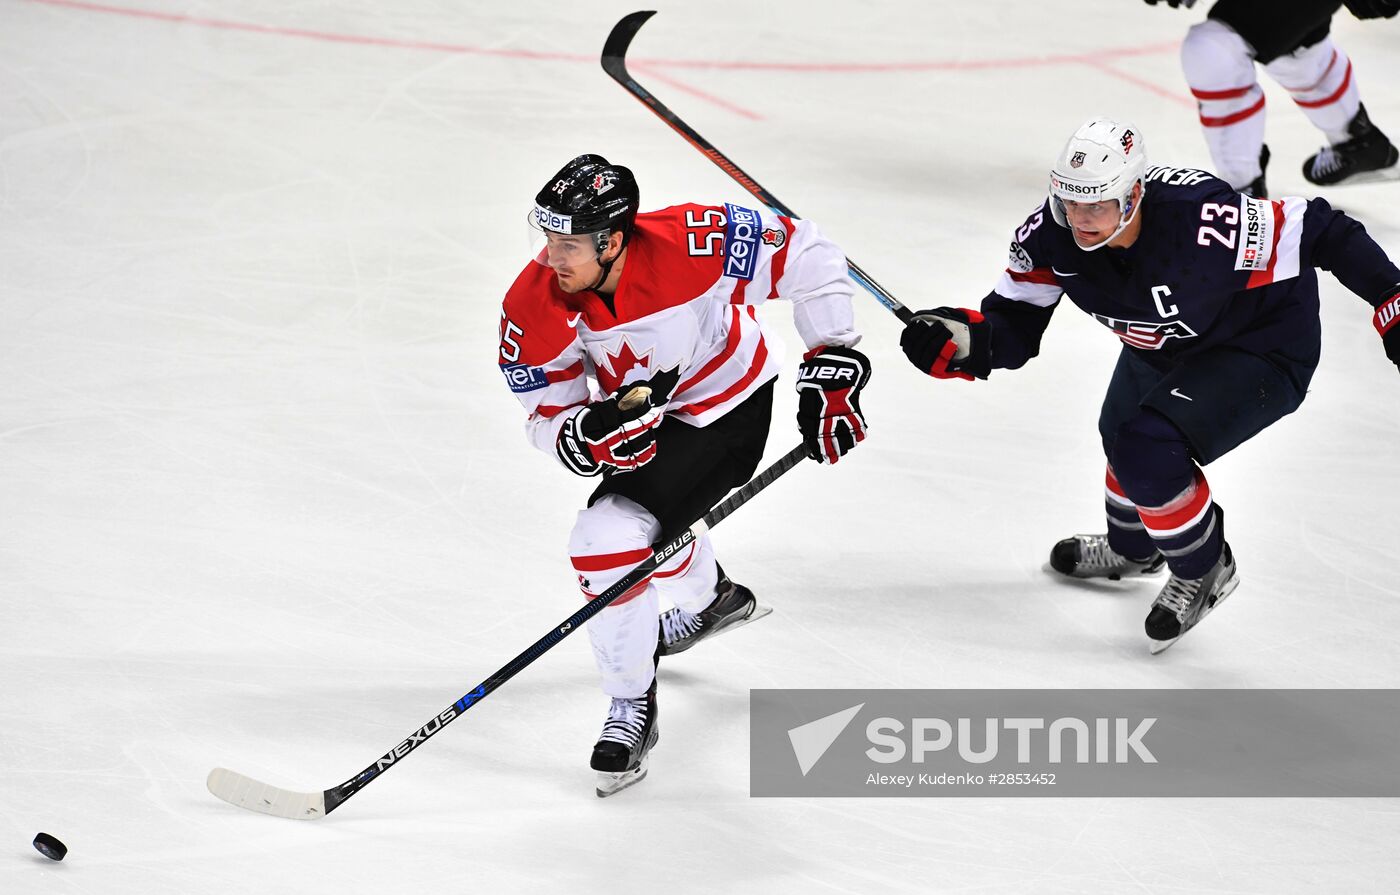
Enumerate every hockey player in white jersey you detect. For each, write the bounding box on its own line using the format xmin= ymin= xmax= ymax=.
xmin=1146 ymin=0 xmax=1399 ymax=195
xmin=499 ymin=155 xmax=870 ymax=795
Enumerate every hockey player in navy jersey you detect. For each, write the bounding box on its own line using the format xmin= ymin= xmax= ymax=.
xmin=1145 ymin=0 xmax=1399 ymax=194
xmin=899 ymin=119 xmax=1400 ymax=652
xmin=499 ymin=155 xmax=870 ymax=794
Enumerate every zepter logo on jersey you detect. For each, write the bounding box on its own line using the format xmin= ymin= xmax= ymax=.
xmin=722 ymin=203 xmax=762 ymax=280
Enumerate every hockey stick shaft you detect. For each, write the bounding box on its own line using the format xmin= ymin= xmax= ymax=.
xmin=211 ymin=444 xmax=807 ymax=818
xmin=601 ymin=10 xmax=913 ymax=324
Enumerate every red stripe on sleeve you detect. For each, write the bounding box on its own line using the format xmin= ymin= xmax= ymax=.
xmin=545 ymin=361 xmax=584 ymax=383
xmin=1245 ymin=200 xmax=1285 ymax=290
xmin=534 ymin=400 xmax=586 ymax=420
xmin=1010 ymin=268 xmax=1058 ymax=286
xmin=766 ymin=217 xmax=797 ymax=300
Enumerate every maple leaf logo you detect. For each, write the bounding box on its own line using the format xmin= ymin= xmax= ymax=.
xmin=596 ymin=339 xmax=652 ymax=395
xmin=761 ymin=227 xmax=785 ymax=248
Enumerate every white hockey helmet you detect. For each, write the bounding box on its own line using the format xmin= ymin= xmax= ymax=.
xmin=1048 ymin=118 xmax=1147 ymax=251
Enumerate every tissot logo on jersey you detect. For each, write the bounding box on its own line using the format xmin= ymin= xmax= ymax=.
xmin=1091 ymin=314 xmax=1199 ymax=350
xmin=501 ymin=363 xmax=548 ymax=392
xmin=1234 ymin=195 xmax=1276 ymax=272
xmin=723 ymin=203 xmax=761 ymax=280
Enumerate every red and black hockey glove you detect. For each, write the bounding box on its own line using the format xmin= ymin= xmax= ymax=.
xmin=796 ymin=345 xmax=871 ymax=465
xmin=899 ymin=307 xmax=992 ymax=381
xmin=1375 ymin=286 xmax=1400 ymax=374
xmin=557 ymin=368 xmax=680 ymax=476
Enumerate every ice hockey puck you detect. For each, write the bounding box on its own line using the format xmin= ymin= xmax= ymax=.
xmin=33 ymin=832 xmax=67 ymax=861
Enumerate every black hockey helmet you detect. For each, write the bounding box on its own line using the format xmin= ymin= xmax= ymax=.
xmin=532 ymin=154 xmax=640 ymax=255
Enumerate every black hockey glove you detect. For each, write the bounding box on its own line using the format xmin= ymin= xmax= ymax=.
xmin=899 ymin=307 xmax=992 ymax=381
xmin=795 ymin=345 xmax=871 ymax=465
xmin=1374 ymin=287 xmax=1400 ymax=375
xmin=557 ymin=368 xmax=680 ymax=476
xmin=1344 ymin=0 xmax=1400 ymax=20
xmin=1143 ymin=0 xmax=1196 ymax=8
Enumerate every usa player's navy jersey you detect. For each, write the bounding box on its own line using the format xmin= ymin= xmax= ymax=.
xmin=981 ymin=165 xmax=1400 ymax=372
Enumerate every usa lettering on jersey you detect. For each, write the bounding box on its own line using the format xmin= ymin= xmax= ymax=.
xmin=1092 ymin=313 xmax=1199 ymax=350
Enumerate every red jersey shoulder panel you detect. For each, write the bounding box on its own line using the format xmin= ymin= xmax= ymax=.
xmin=598 ymin=205 xmax=730 ymax=329
xmin=500 ymin=261 xmax=580 ymax=367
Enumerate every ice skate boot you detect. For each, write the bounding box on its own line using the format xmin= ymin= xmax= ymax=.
xmin=1241 ymin=144 xmax=1269 ymax=198
xmin=1049 ymin=534 xmax=1165 ymax=580
xmin=591 ymin=681 xmax=659 ymax=798
xmin=657 ymin=565 xmax=770 ymax=656
xmin=1144 ymin=542 xmax=1240 ymax=654
xmin=1303 ymin=104 xmax=1400 ymax=186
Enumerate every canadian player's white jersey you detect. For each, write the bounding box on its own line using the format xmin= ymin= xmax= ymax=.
xmin=498 ymin=203 xmax=859 ymax=462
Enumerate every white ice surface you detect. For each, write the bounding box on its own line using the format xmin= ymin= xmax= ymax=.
xmin=3 ymin=2 xmax=1400 ymax=893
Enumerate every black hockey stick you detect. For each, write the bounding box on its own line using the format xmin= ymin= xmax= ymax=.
xmin=602 ymin=10 xmax=913 ymax=324
xmin=207 ymin=443 xmax=808 ymax=819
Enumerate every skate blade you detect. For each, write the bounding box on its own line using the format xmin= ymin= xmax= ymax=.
xmin=596 ymin=758 xmax=649 ymax=798
xmin=1148 ymin=571 xmax=1241 ymax=655
xmin=725 ymin=603 xmax=773 ymax=633
xmin=660 ymin=605 xmax=773 ymax=657
xmin=1316 ymin=165 xmax=1400 ymax=188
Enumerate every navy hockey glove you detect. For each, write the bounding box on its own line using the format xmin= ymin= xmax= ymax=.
xmin=796 ymin=345 xmax=871 ymax=465
xmin=899 ymin=307 xmax=992 ymax=381
xmin=557 ymin=368 xmax=680 ymax=476
xmin=1344 ymin=0 xmax=1399 ymax=19
xmin=1375 ymin=287 xmax=1400 ymax=374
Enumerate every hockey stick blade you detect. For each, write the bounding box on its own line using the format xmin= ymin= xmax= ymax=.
xmin=207 ymin=768 xmax=328 ymax=820
xmin=206 ymin=445 xmax=807 ymax=818
xmin=601 ymin=11 xmax=912 ymax=322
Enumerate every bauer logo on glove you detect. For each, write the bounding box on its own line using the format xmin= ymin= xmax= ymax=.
xmin=795 ymin=345 xmax=871 ymax=465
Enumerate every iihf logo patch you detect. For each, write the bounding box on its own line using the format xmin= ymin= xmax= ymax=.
xmin=1070 ymin=151 xmax=1086 ymax=169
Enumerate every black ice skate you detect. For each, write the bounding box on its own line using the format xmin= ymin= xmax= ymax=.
xmin=1302 ymin=104 xmax=1400 ymax=187
xmin=1144 ymin=543 xmax=1239 ymax=654
xmin=1242 ymin=144 xmax=1269 ymax=199
xmin=657 ymin=565 xmax=770 ymax=656
xmin=1049 ymin=534 xmax=1166 ymax=581
xmin=591 ymin=681 xmax=659 ymax=798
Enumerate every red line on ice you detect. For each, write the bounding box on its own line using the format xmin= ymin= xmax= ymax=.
xmin=21 ymin=0 xmax=1186 ymax=113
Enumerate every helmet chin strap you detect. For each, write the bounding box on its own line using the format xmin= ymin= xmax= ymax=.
xmin=588 ymin=231 xmax=628 ymax=292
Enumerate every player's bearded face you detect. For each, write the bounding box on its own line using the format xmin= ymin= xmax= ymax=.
xmin=543 ymin=232 xmax=604 ymax=292
xmin=1062 ymin=199 xmax=1122 ymax=248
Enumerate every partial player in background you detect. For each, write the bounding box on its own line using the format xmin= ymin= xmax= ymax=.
xmin=499 ymin=155 xmax=870 ymax=795
xmin=1146 ymin=0 xmax=1399 ymax=195
xmin=899 ymin=119 xmax=1400 ymax=652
